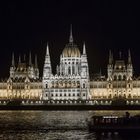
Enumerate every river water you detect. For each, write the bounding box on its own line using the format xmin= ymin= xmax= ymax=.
xmin=0 ymin=110 xmax=139 ymax=140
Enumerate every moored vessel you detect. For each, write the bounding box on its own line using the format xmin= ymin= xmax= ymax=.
xmin=87 ymin=112 xmax=140 ymax=133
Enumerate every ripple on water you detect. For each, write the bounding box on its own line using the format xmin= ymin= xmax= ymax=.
xmin=0 ymin=110 xmax=139 ymax=140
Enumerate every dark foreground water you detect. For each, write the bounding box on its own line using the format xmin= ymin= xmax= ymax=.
xmin=0 ymin=110 xmax=140 ymax=140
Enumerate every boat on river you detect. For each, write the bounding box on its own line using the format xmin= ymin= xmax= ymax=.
xmin=87 ymin=112 xmax=140 ymax=133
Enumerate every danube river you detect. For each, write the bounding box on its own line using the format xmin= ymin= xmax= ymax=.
xmin=0 ymin=110 xmax=139 ymax=140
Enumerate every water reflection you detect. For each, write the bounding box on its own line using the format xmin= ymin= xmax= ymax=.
xmin=0 ymin=111 xmax=139 ymax=139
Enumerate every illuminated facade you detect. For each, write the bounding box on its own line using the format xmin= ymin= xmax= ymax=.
xmin=0 ymin=27 xmax=140 ymax=104
xmin=90 ymin=50 xmax=140 ymax=101
xmin=43 ymin=27 xmax=90 ymax=100
xmin=0 ymin=53 xmax=42 ymax=100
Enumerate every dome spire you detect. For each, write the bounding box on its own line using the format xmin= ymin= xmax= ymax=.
xmin=69 ymin=24 xmax=73 ymax=43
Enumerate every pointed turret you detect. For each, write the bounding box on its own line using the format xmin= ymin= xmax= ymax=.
xmin=99 ymin=68 xmax=102 ymax=77
xmin=34 ymin=54 xmax=39 ymax=79
xmin=119 ymin=51 xmax=122 ymax=59
xmin=23 ymin=54 xmax=26 ymax=61
xmin=18 ymin=55 xmax=21 ymax=64
xmin=107 ymin=50 xmax=113 ymax=81
xmin=83 ymin=42 xmax=86 ymax=55
xmin=43 ymin=42 xmax=52 ymax=78
xmin=127 ymin=49 xmax=133 ymax=80
xmin=109 ymin=50 xmax=113 ymax=64
xmin=128 ymin=49 xmax=132 ymax=64
xmin=29 ymin=52 xmax=32 ymax=66
xmin=10 ymin=52 xmax=15 ymax=78
xmin=35 ymin=54 xmax=38 ymax=68
xmin=69 ymin=24 xmax=73 ymax=43
xmin=12 ymin=52 xmax=15 ymax=67
xmin=46 ymin=42 xmax=50 ymax=56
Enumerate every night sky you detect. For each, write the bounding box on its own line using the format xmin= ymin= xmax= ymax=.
xmin=0 ymin=1 xmax=140 ymax=78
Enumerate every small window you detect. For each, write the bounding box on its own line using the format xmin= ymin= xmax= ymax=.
xmin=46 ymin=84 xmax=48 ymax=88
xmin=114 ymin=75 xmax=117 ymax=80
xmin=83 ymin=84 xmax=85 ymax=88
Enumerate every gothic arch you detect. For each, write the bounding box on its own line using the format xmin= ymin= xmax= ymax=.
xmin=118 ymin=75 xmax=122 ymax=80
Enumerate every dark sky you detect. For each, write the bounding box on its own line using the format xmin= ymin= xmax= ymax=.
xmin=0 ymin=1 xmax=140 ymax=78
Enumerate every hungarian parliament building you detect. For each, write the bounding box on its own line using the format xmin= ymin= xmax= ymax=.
xmin=0 ymin=27 xmax=140 ymax=104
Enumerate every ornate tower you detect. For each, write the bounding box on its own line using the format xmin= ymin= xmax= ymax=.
xmin=107 ymin=50 xmax=113 ymax=81
xmin=81 ymin=42 xmax=90 ymax=99
xmin=28 ymin=52 xmax=34 ymax=79
xmin=10 ymin=52 xmax=15 ymax=78
xmin=35 ymin=55 xmax=39 ymax=79
xmin=43 ymin=43 xmax=52 ymax=88
xmin=127 ymin=49 xmax=133 ymax=80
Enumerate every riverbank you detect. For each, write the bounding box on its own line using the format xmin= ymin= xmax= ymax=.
xmin=0 ymin=105 xmax=140 ymax=110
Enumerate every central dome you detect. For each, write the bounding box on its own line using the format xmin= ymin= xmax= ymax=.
xmin=62 ymin=43 xmax=81 ymax=57
xmin=62 ymin=25 xmax=81 ymax=57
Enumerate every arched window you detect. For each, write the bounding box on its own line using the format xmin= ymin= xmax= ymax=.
xmin=77 ymin=81 xmax=80 ymax=88
xmin=123 ymin=75 xmax=126 ymax=80
xmin=72 ymin=65 xmax=75 ymax=75
xmin=118 ymin=75 xmax=122 ymax=81
xmin=65 ymin=81 xmax=67 ymax=88
xmin=68 ymin=67 xmax=71 ymax=75
xmin=83 ymin=83 xmax=85 ymax=88
xmin=114 ymin=75 xmax=117 ymax=80
xmin=46 ymin=84 xmax=48 ymax=88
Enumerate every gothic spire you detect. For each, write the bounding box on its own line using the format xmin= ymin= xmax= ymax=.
xmin=29 ymin=52 xmax=32 ymax=66
xmin=46 ymin=42 xmax=50 ymax=56
xmin=69 ymin=24 xmax=73 ymax=43
xmin=18 ymin=55 xmax=21 ymax=64
xmin=109 ymin=50 xmax=112 ymax=64
xmin=12 ymin=52 xmax=15 ymax=67
xmin=128 ymin=49 xmax=132 ymax=64
xmin=119 ymin=51 xmax=122 ymax=59
xmin=99 ymin=68 xmax=102 ymax=76
xmin=43 ymin=42 xmax=52 ymax=78
xmin=83 ymin=42 xmax=86 ymax=55
xmin=23 ymin=54 xmax=26 ymax=61
xmin=35 ymin=54 xmax=38 ymax=68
